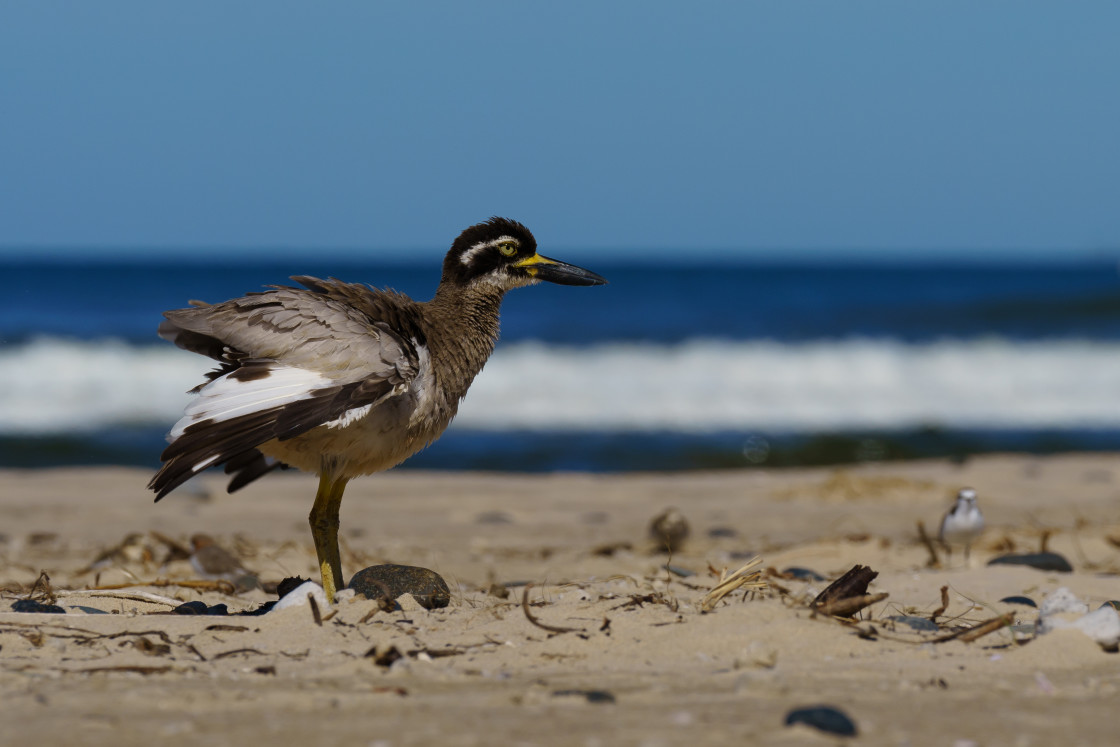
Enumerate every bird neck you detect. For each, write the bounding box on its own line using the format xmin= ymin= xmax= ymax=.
xmin=424 ymin=282 xmax=506 ymax=375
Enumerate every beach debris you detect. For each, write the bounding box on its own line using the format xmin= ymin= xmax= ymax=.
xmin=348 ymin=564 xmax=451 ymax=610
xmin=698 ymin=557 xmax=766 ymax=612
xmin=487 ymin=582 xmax=511 ymax=599
xmin=916 ymin=520 xmax=942 ymax=568
xmin=649 ymin=507 xmax=690 ymax=554
xmin=149 ymin=530 xmax=192 ymax=563
xmin=811 ymin=565 xmax=886 ymax=618
xmin=779 ymin=567 xmax=826 ymax=582
xmin=270 ymin=580 xmax=331 ymax=613
xmin=928 ymin=585 xmax=950 ymax=622
xmin=551 ymin=689 xmax=616 ymax=704
xmin=591 ymin=541 xmax=632 ymax=557
xmin=890 ymin=615 xmax=939 ymax=632
xmin=474 ymin=510 xmax=514 ymax=525
xmin=11 ymin=599 xmax=66 ymax=614
xmin=366 ymin=644 xmax=405 ymax=668
xmin=79 ymin=532 xmax=159 ymax=573
xmin=784 ymin=705 xmax=858 ymax=737
xmin=663 ymin=564 xmax=696 ymax=578
xmin=706 ymin=526 xmax=739 ymax=538
xmin=171 ymin=600 xmax=228 ymax=616
xmin=933 ymin=613 xmax=1014 ymax=644
xmin=735 ymin=640 xmax=778 ymax=669
xmin=1036 ymin=587 xmax=1120 ymax=651
xmin=998 ymin=595 xmax=1038 ymax=608
xmin=10 ymin=571 xmax=66 ymax=613
xmin=188 ymin=534 xmax=260 ymax=592
xmin=521 ymin=583 xmax=586 ymax=634
xmin=988 ymin=552 xmax=1073 ymax=573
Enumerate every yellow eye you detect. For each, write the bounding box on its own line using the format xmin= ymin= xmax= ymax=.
xmin=498 ymin=242 xmax=517 ymax=257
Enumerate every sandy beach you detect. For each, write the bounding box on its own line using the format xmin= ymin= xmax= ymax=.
xmin=2 ymin=454 xmax=1119 ymax=746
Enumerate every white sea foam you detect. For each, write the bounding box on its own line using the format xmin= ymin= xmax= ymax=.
xmin=1 ymin=336 xmax=1118 ymax=434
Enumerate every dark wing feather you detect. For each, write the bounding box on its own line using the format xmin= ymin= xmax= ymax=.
xmin=150 ymin=277 xmax=424 ymax=499
xmin=223 ymin=450 xmax=288 ymax=493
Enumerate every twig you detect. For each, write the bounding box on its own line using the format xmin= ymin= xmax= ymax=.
xmin=89 ymin=579 xmax=236 ymax=594
xmin=50 ymin=589 xmax=183 ymax=607
xmin=928 ymin=585 xmax=949 ymax=623
xmin=935 ymin=613 xmax=1014 ymax=643
xmin=521 ymin=583 xmax=585 ymax=634
xmin=212 ymin=648 xmax=267 ymax=660
xmin=309 ymin=594 xmax=323 ymax=626
xmin=917 ymin=520 xmax=941 ymax=568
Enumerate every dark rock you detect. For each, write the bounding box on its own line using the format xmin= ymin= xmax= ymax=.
xmin=552 ymin=689 xmax=616 ymax=704
xmin=349 ymin=564 xmax=451 ymax=610
xmin=366 ymin=644 xmax=404 ymax=668
xmin=12 ymin=599 xmax=66 ymax=614
xmin=707 ymin=526 xmax=739 ymax=539
xmin=781 ymin=567 xmax=827 ymax=582
xmin=999 ymin=595 xmax=1038 ymax=608
xmin=238 ymin=601 xmax=277 ymax=616
xmin=172 ymin=601 xmax=210 ymax=615
xmin=206 ymin=603 xmax=229 ymax=616
xmin=784 ymin=705 xmax=858 ymax=737
xmin=987 ymin=552 xmax=1073 ymax=573
xmin=650 ymin=507 xmax=690 ymax=553
xmin=276 ymin=576 xmax=312 ymax=598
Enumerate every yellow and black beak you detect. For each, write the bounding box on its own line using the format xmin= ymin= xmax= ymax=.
xmin=513 ymin=254 xmax=608 ymax=286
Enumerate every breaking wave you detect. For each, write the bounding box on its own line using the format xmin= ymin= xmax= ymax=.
xmin=2 ymin=336 xmax=1118 ymax=434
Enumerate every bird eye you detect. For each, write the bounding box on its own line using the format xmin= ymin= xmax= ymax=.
xmin=498 ymin=243 xmax=517 ymax=257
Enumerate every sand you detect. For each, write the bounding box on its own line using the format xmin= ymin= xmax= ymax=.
xmin=2 ymin=454 xmax=1119 ymax=746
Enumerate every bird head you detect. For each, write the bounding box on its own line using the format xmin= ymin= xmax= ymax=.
xmin=957 ymin=487 xmax=978 ymax=504
xmin=442 ymin=217 xmax=607 ymax=291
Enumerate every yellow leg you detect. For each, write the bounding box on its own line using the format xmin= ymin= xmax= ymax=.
xmin=309 ymin=472 xmax=349 ymax=602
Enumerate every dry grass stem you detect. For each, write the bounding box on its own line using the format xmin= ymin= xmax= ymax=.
xmin=699 ymin=557 xmax=767 ymax=612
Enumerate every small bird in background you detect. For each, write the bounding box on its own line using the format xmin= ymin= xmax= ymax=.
xmin=938 ymin=487 xmax=985 ymax=564
xmin=189 ymin=534 xmax=259 ymax=592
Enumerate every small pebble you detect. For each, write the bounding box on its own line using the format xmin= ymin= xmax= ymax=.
xmin=12 ymin=599 xmax=66 ymax=614
xmin=998 ymin=595 xmax=1037 ymax=608
xmin=987 ymin=552 xmax=1073 ymax=573
xmin=782 ymin=567 xmax=827 ymax=582
xmin=890 ymin=615 xmax=939 ymax=632
xmin=649 ymin=507 xmax=690 ymax=553
xmin=552 ymin=689 xmax=616 ymax=704
xmin=784 ymin=705 xmax=858 ymax=737
xmin=349 ymin=564 xmax=451 ymax=610
xmin=172 ymin=601 xmax=210 ymax=616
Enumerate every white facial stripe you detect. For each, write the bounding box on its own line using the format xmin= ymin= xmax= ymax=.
xmin=459 ymin=236 xmax=518 ymax=266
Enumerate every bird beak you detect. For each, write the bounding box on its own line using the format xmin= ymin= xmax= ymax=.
xmin=513 ymin=254 xmax=608 ymax=286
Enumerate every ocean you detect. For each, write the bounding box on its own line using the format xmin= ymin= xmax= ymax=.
xmin=2 ymin=255 xmax=1120 ymax=472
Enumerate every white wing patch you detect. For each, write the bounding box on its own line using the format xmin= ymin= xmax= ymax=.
xmin=322 ymin=404 xmax=373 ymax=430
xmin=170 ymin=366 xmax=331 ymax=440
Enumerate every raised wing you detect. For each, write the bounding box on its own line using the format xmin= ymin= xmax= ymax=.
xmin=149 ymin=277 xmax=425 ymax=499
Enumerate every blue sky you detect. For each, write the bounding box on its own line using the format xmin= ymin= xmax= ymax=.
xmin=2 ymin=2 xmax=1118 ymax=260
